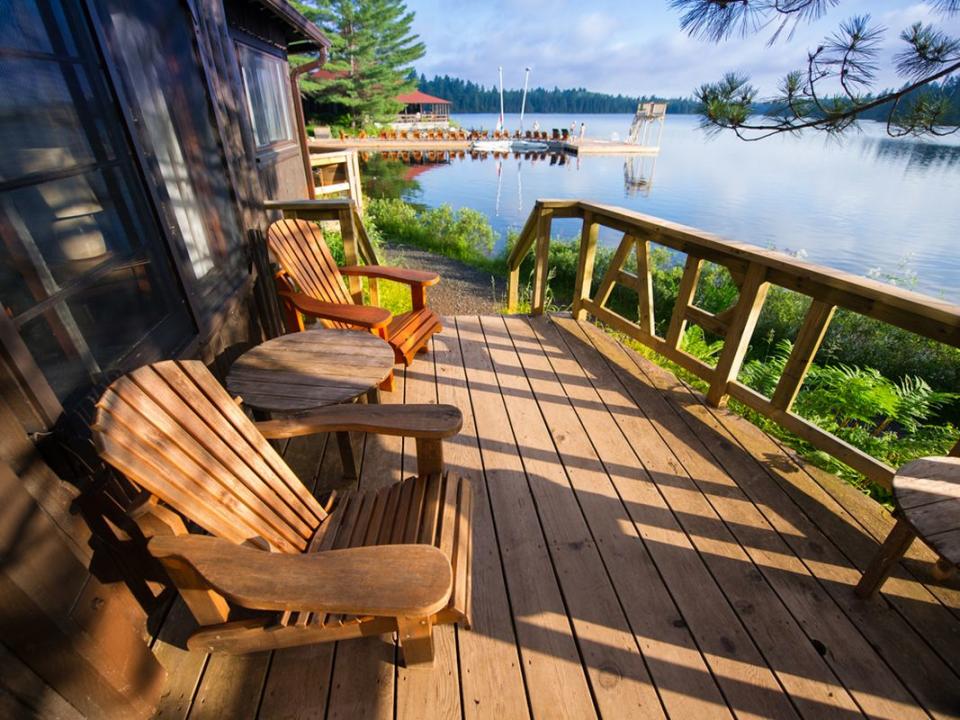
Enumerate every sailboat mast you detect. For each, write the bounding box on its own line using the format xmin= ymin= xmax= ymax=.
xmin=498 ymin=66 xmax=505 ymax=132
xmin=520 ymin=67 xmax=530 ymax=133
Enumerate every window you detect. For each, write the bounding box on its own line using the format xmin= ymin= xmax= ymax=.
xmin=238 ymin=44 xmax=295 ymax=149
xmin=92 ymin=0 xmax=247 ymax=314
xmin=0 ymin=0 xmax=194 ymax=410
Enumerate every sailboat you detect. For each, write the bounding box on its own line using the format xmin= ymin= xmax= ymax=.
xmin=471 ymin=67 xmax=548 ymax=152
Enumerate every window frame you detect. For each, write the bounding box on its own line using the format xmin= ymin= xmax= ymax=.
xmin=235 ymin=40 xmax=298 ymax=154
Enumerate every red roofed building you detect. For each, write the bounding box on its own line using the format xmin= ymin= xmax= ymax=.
xmin=396 ymin=90 xmax=451 ymax=125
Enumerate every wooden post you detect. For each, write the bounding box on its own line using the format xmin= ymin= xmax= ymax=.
xmin=705 ymin=263 xmax=770 ymax=407
xmin=415 ymin=438 xmax=445 ymax=477
xmin=665 ymin=255 xmax=703 ymax=349
xmin=397 ymin=615 xmax=434 ymax=665
xmin=571 ymin=211 xmax=599 ymax=321
xmin=338 ymin=206 xmax=364 ymax=303
xmin=507 ymin=265 xmax=520 ymax=313
xmin=771 ymin=300 xmax=836 ymax=411
xmin=531 ymin=208 xmax=553 ymax=316
xmin=635 ymin=237 xmax=655 ymax=336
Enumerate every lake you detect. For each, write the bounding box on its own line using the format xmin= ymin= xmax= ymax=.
xmin=360 ymin=113 xmax=960 ymax=301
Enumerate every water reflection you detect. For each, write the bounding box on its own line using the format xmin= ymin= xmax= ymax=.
xmin=361 ymin=114 xmax=960 ymax=300
xmin=867 ymin=136 xmax=960 ymax=172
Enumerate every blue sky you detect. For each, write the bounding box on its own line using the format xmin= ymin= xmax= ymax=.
xmin=408 ymin=1 xmax=960 ymax=97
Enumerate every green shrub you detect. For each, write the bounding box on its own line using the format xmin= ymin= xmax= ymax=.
xmin=369 ymin=198 xmax=498 ymax=269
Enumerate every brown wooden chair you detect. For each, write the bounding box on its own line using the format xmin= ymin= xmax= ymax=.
xmin=92 ymin=359 xmax=472 ymax=665
xmin=268 ymin=218 xmax=442 ymax=390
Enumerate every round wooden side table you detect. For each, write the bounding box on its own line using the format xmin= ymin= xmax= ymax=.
xmin=855 ymin=456 xmax=959 ymax=597
xmin=226 ymin=329 xmax=396 ymax=478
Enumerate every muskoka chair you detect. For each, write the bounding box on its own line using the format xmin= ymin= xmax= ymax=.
xmin=268 ymin=218 xmax=442 ymax=391
xmin=92 ymin=359 xmax=472 ymax=665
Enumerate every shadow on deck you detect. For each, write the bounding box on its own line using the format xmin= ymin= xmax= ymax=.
xmin=150 ymin=314 xmax=960 ymax=720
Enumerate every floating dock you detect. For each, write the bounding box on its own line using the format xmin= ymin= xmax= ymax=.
xmin=308 ymin=138 xmax=660 ymax=156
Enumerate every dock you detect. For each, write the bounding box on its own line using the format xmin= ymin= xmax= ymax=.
xmin=308 ymin=138 xmax=661 ymax=155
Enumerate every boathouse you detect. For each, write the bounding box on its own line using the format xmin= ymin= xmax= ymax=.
xmin=395 ymin=89 xmax=452 ymax=127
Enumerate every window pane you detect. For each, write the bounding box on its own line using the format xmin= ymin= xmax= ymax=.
xmin=239 ymin=45 xmax=294 ymax=148
xmin=0 ymin=0 xmax=76 ymax=56
xmin=93 ymin=0 xmax=245 ymax=303
xmin=0 ymin=168 xmax=152 ymax=314
xmin=0 ymin=57 xmax=110 ymax=182
xmin=17 ymin=261 xmax=187 ymax=405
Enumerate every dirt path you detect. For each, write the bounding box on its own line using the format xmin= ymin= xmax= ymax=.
xmin=382 ymin=242 xmax=505 ymax=316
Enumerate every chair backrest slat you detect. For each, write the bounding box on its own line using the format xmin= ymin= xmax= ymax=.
xmin=269 ymin=219 xmax=354 ymax=329
xmin=93 ymin=361 xmax=327 ymax=553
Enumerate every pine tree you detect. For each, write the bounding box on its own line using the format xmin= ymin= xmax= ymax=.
xmin=295 ymin=0 xmax=425 ymax=128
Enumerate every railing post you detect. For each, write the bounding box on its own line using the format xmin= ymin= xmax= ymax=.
xmin=770 ymin=300 xmax=835 ymax=412
xmin=507 ymin=265 xmax=520 ymax=313
xmin=338 ymin=205 xmax=363 ymax=304
xmin=531 ymin=208 xmax=553 ymax=315
xmin=706 ymin=263 xmax=769 ymax=407
xmin=571 ymin=211 xmax=598 ymax=321
xmin=635 ymin=237 xmax=655 ymax=336
xmin=665 ymin=255 xmax=703 ymax=349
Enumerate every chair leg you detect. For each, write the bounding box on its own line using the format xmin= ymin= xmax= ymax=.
xmin=335 ymin=431 xmax=358 ymax=481
xmin=397 ymin=615 xmax=434 ymax=666
xmin=933 ymin=557 xmax=957 ymax=582
xmin=855 ymin=518 xmax=916 ymax=598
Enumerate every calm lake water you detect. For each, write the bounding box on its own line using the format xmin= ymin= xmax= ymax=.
xmin=361 ymin=113 xmax=960 ymax=301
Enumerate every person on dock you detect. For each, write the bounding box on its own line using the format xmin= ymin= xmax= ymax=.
xmin=533 ymin=120 xmax=540 ymax=133
xmin=579 ymin=122 xmax=586 ymax=140
xmin=569 ymin=120 xmax=576 ymax=136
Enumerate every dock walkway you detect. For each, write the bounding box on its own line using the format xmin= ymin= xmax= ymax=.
xmin=308 ymin=138 xmax=659 ymax=155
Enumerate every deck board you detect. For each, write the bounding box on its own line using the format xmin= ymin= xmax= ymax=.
xmin=151 ymin=315 xmax=960 ymax=720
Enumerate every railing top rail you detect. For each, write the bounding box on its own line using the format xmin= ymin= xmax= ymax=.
xmin=265 ymin=198 xmax=355 ymax=212
xmin=578 ymin=200 xmax=960 ymax=329
xmin=510 ymin=199 xmax=960 ymax=346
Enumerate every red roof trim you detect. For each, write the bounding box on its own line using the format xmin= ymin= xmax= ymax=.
xmin=396 ymin=90 xmax=451 ymax=105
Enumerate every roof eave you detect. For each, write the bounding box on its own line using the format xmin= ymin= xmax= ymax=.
xmin=254 ymin=0 xmax=330 ymax=51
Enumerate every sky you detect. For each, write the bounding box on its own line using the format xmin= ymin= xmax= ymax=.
xmin=407 ymin=1 xmax=960 ymax=97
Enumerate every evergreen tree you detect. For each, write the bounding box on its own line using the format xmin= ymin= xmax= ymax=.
xmin=672 ymin=1 xmax=960 ymax=138
xmin=295 ymin=0 xmax=425 ymax=128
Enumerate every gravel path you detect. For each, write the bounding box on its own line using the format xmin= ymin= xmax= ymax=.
xmin=381 ymin=242 xmax=504 ymax=316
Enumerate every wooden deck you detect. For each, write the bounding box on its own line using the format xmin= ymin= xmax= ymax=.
xmin=149 ymin=315 xmax=960 ymax=720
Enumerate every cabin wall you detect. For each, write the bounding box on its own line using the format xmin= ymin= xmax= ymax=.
xmin=0 ymin=0 xmax=312 ymax=715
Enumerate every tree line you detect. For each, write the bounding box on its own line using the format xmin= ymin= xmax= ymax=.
xmin=419 ymin=73 xmax=960 ymax=123
xmin=417 ymin=74 xmax=701 ymax=114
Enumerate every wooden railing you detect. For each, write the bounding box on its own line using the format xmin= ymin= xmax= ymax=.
xmin=264 ymin=198 xmax=380 ymax=305
xmin=309 ymin=150 xmax=363 ymax=212
xmin=506 ymin=199 xmax=960 ymax=489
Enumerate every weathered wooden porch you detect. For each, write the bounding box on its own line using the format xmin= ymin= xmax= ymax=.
xmin=150 ymin=314 xmax=960 ymax=720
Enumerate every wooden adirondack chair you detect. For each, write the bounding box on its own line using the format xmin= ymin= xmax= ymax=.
xmin=91 ymin=359 xmax=472 ymax=665
xmin=268 ymin=218 xmax=442 ymax=390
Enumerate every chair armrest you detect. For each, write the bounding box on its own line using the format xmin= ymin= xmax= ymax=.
xmin=256 ymin=404 xmax=463 ymax=440
xmin=340 ymin=265 xmax=440 ymax=287
xmin=279 ymin=290 xmax=391 ymax=330
xmin=149 ymin=535 xmax=452 ymax=617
